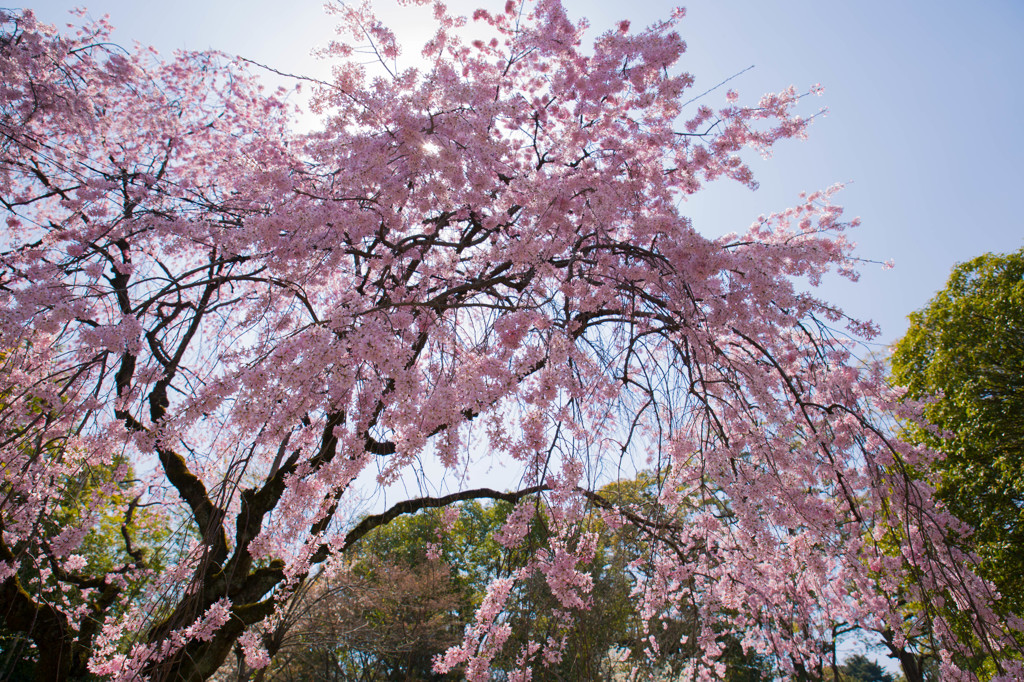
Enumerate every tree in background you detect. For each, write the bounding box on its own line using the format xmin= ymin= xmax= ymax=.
xmin=247 ymin=502 xmax=506 ymax=682
xmin=890 ymin=248 xmax=1024 ymax=677
xmin=240 ymin=559 xmax=463 ymax=682
xmin=839 ymin=654 xmax=894 ymax=682
xmin=0 ymin=348 xmax=169 ymax=678
xmin=244 ymin=493 xmax=774 ymax=682
xmin=0 ymin=459 xmax=169 ymax=678
xmin=2 ymin=3 xmax=1022 ymax=680
xmin=891 ymin=249 xmax=1024 ymax=608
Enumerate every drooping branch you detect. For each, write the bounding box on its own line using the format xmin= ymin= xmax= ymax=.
xmin=338 ymin=485 xmax=550 ymax=555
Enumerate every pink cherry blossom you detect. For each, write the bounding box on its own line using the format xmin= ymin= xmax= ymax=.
xmin=0 ymin=3 xmax=1020 ymax=681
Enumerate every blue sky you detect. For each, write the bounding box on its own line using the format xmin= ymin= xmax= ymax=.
xmin=34 ymin=0 xmax=1024 ymax=347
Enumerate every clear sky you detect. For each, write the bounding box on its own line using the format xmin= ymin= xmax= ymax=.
xmin=33 ymin=0 xmax=1024 ymax=348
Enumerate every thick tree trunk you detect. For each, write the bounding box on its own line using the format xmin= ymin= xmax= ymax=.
xmin=881 ymin=629 xmax=926 ymax=682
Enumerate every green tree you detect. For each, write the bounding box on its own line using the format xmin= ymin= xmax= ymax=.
xmin=0 ymin=458 xmax=170 ymax=680
xmin=0 ymin=348 xmax=169 ymax=681
xmin=840 ymin=654 xmax=894 ymax=682
xmin=890 ymin=248 xmax=1024 ymax=614
xmin=244 ymin=485 xmax=775 ymax=682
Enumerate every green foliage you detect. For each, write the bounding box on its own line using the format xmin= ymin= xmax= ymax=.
xmin=258 ymin=502 xmax=512 ymax=682
xmin=0 ymin=357 xmax=169 ymax=679
xmin=840 ymin=654 xmax=895 ymax=682
xmin=258 ymin=481 xmax=777 ymax=681
xmin=891 ymin=248 xmax=1024 ymax=614
xmin=493 ymin=507 xmax=637 ymax=680
xmin=274 ymin=562 xmax=463 ymax=681
xmin=0 ymin=460 xmax=170 ymax=680
xmin=55 ymin=461 xmax=170 ymax=577
xmin=350 ymin=499 xmax=519 ymax=616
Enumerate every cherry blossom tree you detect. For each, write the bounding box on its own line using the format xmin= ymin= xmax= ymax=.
xmin=1 ymin=2 xmax=1021 ymax=680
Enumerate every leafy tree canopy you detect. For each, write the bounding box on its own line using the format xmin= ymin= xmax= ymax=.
xmin=840 ymin=654 xmax=895 ymax=682
xmin=251 ymin=494 xmax=776 ymax=682
xmin=891 ymin=248 xmax=1024 ymax=613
